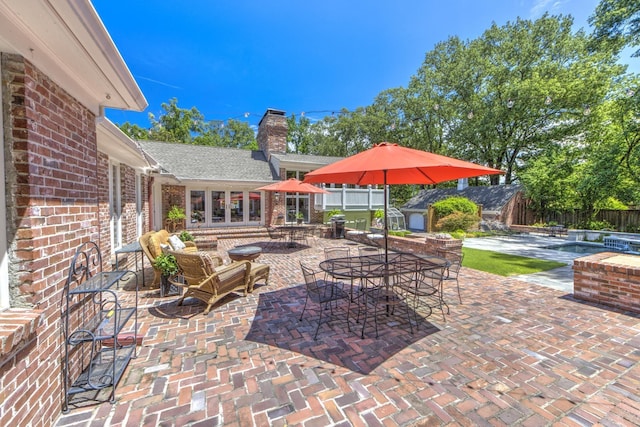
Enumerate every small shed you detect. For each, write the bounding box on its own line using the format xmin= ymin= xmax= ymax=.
xmin=401 ymin=184 xmax=522 ymax=231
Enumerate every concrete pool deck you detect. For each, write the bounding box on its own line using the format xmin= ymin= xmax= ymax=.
xmin=461 ymin=234 xmax=587 ymax=293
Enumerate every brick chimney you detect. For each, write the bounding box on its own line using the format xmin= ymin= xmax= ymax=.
xmin=257 ymin=108 xmax=287 ymax=159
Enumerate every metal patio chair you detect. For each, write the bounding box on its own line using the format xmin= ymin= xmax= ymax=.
xmin=299 ymin=262 xmax=350 ymax=340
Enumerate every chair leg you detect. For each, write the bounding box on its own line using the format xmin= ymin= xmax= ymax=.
xmin=299 ymin=295 xmax=310 ymax=321
xmin=314 ymin=301 xmax=324 ymax=340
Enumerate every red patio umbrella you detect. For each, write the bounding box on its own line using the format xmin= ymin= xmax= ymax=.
xmin=256 ymin=178 xmax=329 ymax=194
xmin=303 ymin=142 xmax=503 ymax=261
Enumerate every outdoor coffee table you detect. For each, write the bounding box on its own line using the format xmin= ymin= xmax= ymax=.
xmin=228 ymin=245 xmax=262 ymax=262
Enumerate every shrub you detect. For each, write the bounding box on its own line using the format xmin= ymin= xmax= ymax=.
xmin=431 ymin=196 xmax=478 ymax=219
xmin=436 ymin=211 xmax=479 ymax=232
xmin=583 ymin=220 xmax=614 ymax=231
xmin=449 ymin=230 xmax=467 ymax=240
xmin=179 ymin=230 xmax=194 ymax=242
xmin=389 ymin=230 xmax=411 ymax=237
xmin=595 ymin=197 xmax=628 ymax=210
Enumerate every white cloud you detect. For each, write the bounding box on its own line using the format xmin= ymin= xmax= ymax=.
xmin=529 ymin=0 xmax=568 ymax=19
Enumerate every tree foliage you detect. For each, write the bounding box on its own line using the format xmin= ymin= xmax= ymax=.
xmin=590 ymin=0 xmax=640 ymax=57
xmin=119 ymin=98 xmax=257 ymax=149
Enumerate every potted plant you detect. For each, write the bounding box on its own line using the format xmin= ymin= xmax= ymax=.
xmin=166 ymin=205 xmax=186 ymax=232
xmin=326 ymin=209 xmax=343 ymax=223
xmin=372 ymin=209 xmax=385 ymax=231
xmin=153 ymin=253 xmax=178 ymax=295
xmin=295 ymin=212 xmax=304 ymax=224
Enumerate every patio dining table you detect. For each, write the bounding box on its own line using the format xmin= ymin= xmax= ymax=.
xmin=320 ymin=252 xmax=449 ymax=337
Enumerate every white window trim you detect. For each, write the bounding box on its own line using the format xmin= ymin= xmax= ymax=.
xmin=109 ymin=162 xmax=122 ymax=252
xmin=135 ymin=173 xmax=143 ymax=237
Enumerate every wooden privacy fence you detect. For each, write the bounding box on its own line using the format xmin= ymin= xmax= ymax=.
xmin=511 ymin=198 xmax=640 ymax=231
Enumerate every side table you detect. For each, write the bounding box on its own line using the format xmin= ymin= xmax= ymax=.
xmin=115 ymin=241 xmax=145 ymax=287
xmin=228 ymin=246 xmax=262 ymax=262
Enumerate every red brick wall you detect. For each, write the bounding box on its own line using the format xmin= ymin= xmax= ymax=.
xmin=1 ymin=53 xmax=99 ymax=426
xmin=121 ymin=164 xmax=138 ymax=245
xmin=573 ymin=252 xmax=640 ymax=314
xmin=257 ymin=110 xmax=287 ymax=156
xmin=162 ymin=184 xmax=185 ymax=231
xmin=345 ymin=231 xmax=462 ymax=256
xmin=97 ymin=151 xmax=111 ymax=263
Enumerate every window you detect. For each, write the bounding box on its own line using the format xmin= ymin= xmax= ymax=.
xmin=135 ymin=174 xmax=143 ymax=236
xmin=284 ymin=170 xmax=309 ymax=223
xmin=248 ymin=191 xmax=261 ymax=222
xmin=190 ymin=190 xmax=205 ymax=225
xmin=110 ymin=164 xmax=122 ymax=250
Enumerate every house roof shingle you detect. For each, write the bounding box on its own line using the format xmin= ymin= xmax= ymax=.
xmin=402 ymin=184 xmax=522 ymax=212
xmin=139 ymin=141 xmax=277 ymax=182
xmin=270 ymin=152 xmax=343 ymax=166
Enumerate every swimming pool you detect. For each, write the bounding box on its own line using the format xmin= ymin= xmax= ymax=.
xmin=543 ymin=242 xmax=608 ymax=254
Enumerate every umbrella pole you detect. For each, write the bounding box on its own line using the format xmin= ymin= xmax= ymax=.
xmin=383 ymin=170 xmax=388 ymax=265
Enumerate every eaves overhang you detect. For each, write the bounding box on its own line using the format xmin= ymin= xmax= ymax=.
xmin=96 ymin=117 xmax=149 ymax=170
xmin=0 ymin=0 xmax=147 ymax=115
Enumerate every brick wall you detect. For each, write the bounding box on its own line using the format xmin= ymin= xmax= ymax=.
xmin=1 ymin=53 xmax=100 ymax=426
xmin=345 ymin=230 xmax=463 ymax=256
xmin=121 ymin=164 xmax=138 ymax=246
xmin=97 ymin=151 xmax=111 ymax=265
xmin=257 ymin=109 xmax=287 ymax=157
xmin=573 ymin=252 xmax=640 ymax=314
xmin=162 ymin=184 xmax=185 ymax=231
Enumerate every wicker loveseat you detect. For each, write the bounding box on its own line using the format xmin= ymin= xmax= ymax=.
xmin=139 ymin=229 xmax=199 ymax=287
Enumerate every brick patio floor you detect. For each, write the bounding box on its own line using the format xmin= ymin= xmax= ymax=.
xmin=55 ymin=236 xmax=640 ymax=426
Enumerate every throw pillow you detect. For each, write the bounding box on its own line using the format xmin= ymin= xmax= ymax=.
xmin=168 ymin=235 xmax=186 ymax=251
xmin=148 ymin=235 xmax=162 ymax=258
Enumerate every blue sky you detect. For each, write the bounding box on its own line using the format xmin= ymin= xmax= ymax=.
xmin=93 ymin=0 xmax=638 ymax=130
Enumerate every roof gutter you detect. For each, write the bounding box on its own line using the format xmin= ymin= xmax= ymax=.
xmin=0 ymin=0 xmax=147 ymax=114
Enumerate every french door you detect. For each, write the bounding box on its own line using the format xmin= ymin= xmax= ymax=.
xmin=188 ymin=189 xmax=262 ymax=227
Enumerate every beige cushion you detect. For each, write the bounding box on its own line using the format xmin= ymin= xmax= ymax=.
xmin=148 ymin=235 xmax=162 ymax=258
xmin=168 ymin=235 xmax=186 ymax=250
xmin=156 ymin=229 xmax=170 ymax=243
xmin=201 ymin=252 xmax=222 ymax=274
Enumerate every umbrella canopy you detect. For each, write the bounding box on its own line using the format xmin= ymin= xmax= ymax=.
xmin=303 ymin=142 xmax=503 ymax=261
xmin=303 ymin=142 xmax=502 ymax=186
xmin=256 ymin=178 xmax=329 ymax=194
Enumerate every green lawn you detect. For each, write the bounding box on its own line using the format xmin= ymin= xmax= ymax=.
xmin=462 ymin=247 xmax=566 ymax=276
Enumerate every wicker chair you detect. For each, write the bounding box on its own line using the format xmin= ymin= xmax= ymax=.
xmin=139 ymin=230 xmax=199 ymax=287
xmin=168 ymin=250 xmax=251 ymax=314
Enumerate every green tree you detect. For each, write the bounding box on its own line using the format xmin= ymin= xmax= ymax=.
xmin=195 ymin=119 xmax=257 ymax=149
xmin=414 ymin=14 xmax=622 ymax=184
xmin=119 ymin=122 xmax=149 ymax=140
xmin=148 ymin=98 xmax=205 ymax=143
xmin=518 ymin=147 xmax=577 ymax=222
xmin=287 ymin=113 xmax=313 ymax=154
xmin=590 ymin=0 xmax=640 ymax=57
xmin=118 ymin=98 xmax=257 ymax=149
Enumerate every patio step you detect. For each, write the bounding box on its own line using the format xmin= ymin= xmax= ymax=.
xmin=191 ymin=227 xmax=269 ymax=247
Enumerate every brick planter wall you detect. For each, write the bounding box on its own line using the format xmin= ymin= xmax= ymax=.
xmin=344 ymin=230 xmax=462 ymax=256
xmin=573 ymin=252 xmax=640 ymax=314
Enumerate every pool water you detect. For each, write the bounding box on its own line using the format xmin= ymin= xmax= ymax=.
xmin=544 ymin=243 xmax=608 ymax=254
